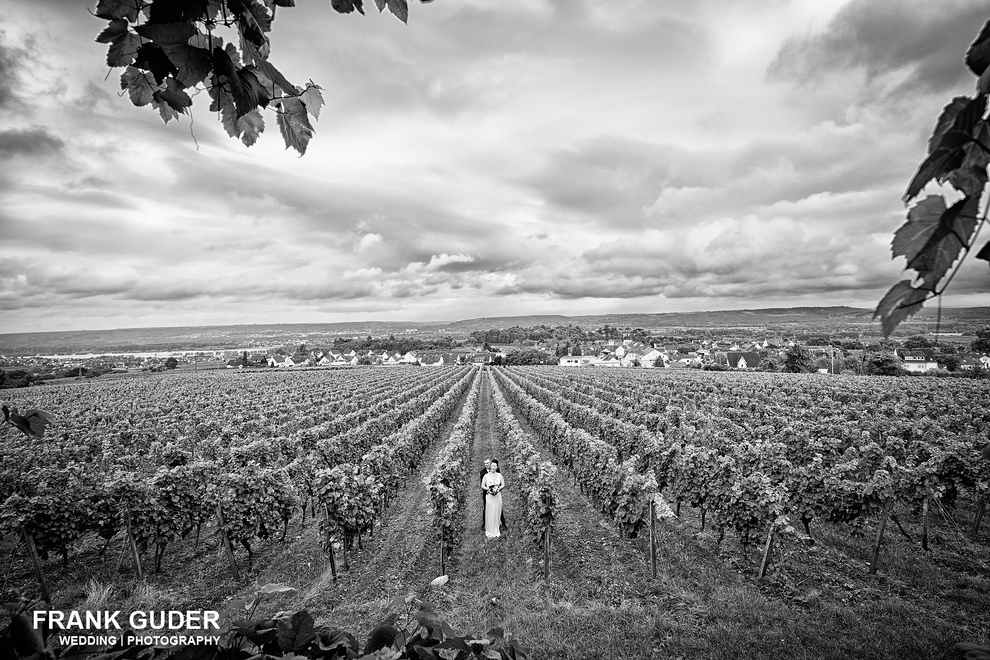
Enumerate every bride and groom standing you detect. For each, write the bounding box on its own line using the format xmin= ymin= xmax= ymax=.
xmin=479 ymin=457 xmax=507 ymax=539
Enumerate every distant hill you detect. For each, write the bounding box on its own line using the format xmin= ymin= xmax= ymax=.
xmin=447 ymin=306 xmax=989 ymax=332
xmin=1 ymin=306 xmax=987 ymax=355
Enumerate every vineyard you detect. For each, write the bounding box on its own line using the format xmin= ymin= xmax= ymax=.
xmin=1 ymin=365 xmax=988 ymax=659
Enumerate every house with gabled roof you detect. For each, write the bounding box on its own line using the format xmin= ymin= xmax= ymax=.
xmin=898 ymin=349 xmax=939 ymax=373
xmin=471 ymin=352 xmax=497 ymax=364
xmin=268 ymin=355 xmax=294 ymax=368
xmin=726 ymin=351 xmax=761 ymax=369
xmin=641 ymin=349 xmax=665 ymax=367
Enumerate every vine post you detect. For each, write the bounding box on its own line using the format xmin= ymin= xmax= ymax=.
xmin=869 ymin=499 xmax=894 ymax=575
xmin=21 ymin=528 xmax=52 ymax=606
xmin=974 ymin=499 xmax=987 ymax=537
xmin=649 ymin=498 xmax=657 ymax=579
xmin=543 ymin=529 xmax=551 ymax=580
xmin=215 ymin=503 xmax=240 ymax=581
xmin=322 ymin=505 xmax=338 ymax=581
xmin=757 ymin=525 xmax=776 ymax=580
xmin=922 ymin=494 xmax=930 ymax=551
xmin=124 ymin=515 xmax=144 ymax=580
xmin=439 ymin=530 xmax=445 ymax=577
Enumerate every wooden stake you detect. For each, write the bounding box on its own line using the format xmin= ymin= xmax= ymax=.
xmin=125 ymin=516 xmax=143 ymax=579
xmin=869 ymin=499 xmax=893 ymax=575
xmin=649 ymin=499 xmax=658 ymax=579
xmin=322 ymin=505 xmax=338 ymax=581
xmin=922 ymin=496 xmax=930 ymax=551
xmin=974 ymin=499 xmax=986 ymax=537
xmin=440 ymin=528 xmax=446 ymax=577
xmin=758 ymin=525 xmax=776 ymax=580
xmin=543 ymin=529 xmax=550 ymax=579
xmin=215 ymin=503 xmax=240 ymax=581
xmin=22 ymin=528 xmax=52 ymax=606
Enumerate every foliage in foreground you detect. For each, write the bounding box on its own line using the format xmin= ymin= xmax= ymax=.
xmin=876 ymin=19 xmax=990 ymax=336
xmin=0 ymin=583 xmax=528 ymax=660
xmin=93 ymin=0 xmax=433 ymax=155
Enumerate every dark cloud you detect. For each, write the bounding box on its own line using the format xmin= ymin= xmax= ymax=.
xmin=768 ymin=0 xmax=988 ymax=95
xmin=0 ymin=127 xmax=64 ymax=157
xmin=520 ymin=136 xmax=711 ymax=229
xmin=0 ymin=33 xmax=27 ymax=109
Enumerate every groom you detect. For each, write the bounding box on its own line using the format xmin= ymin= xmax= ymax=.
xmin=479 ymin=457 xmax=507 ymax=531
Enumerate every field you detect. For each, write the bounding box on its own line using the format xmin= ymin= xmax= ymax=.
xmin=1 ymin=365 xmax=988 ymax=660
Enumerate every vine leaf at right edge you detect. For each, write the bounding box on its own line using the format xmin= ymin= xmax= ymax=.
xmin=875 ymin=19 xmax=990 ymax=337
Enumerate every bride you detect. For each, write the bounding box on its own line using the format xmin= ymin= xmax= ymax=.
xmin=481 ymin=459 xmax=505 ymax=539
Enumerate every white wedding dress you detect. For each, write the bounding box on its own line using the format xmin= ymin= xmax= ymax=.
xmin=482 ymin=472 xmax=504 ymax=538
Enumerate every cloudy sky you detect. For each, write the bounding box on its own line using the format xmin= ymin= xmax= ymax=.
xmin=1 ymin=0 xmax=988 ymax=332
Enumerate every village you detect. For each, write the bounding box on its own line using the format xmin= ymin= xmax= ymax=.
xmin=2 ymin=327 xmax=989 ymax=388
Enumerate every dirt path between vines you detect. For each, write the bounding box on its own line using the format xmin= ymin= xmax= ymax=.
xmin=295 ymin=377 xmax=475 ymax=629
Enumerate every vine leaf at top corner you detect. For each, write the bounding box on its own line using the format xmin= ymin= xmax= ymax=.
xmin=94 ymin=0 xmax=145 ymax=23
xmin=893 ymin=194 xmax=980 ymax=283
xmin=965 ymin=19 xmax=990 ymax=77
xmin=120 ymin=66 xmax=158 ymax=107
xmin=97 ymin=19 xmax=143 ymax=67
xmin=299 ymin=82 xmax=324 ymax=120
xmin=873 ymin=280 xmax=930 ymax=339
xmin=274 ymin=96 xmax=315 ymax=156
xmin=332 ymin=0 xmax=366 ymax=15
xmin=375 ymin=0 xmax=409 ymax=23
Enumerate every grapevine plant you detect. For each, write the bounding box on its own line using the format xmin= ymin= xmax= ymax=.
xmin=875 ymin=19 xmax=990 ymax=336
xmin=92 ymin=0 xmax=432 ymax=155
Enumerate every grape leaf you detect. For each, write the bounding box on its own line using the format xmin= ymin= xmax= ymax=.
xmin=135 ymin=21 xmax=196 ymax=46
xmin=152 ymin=93 xmax=181 ymax=123
xmin=273 ymin=0 xmax=296 ymax=5
xmin=159 ymin=77 xmax=192 ymax=113
xmin=947 ymin=133 xmax=990 ymax=197
xmin=902 ymin=147 xmax=966 ymax=203
xmin=276 ymin=610 xmax=316 ymax=652
xmin=893 ymin=195 xmax=949 ymax=259
xmin=907 ymin=95 xmax=989 ymax=201
xmin=928 ymin=97 xmax=969 ymax=154
xmin=134 ymin=43 xmax=179 ymax=84
xmin=120 ymin=66 xmax=158 ymax=106
xmin=299 ymin=82 xmax=324 ymax=120
xmin=96 ymin=19 xmax=142 ymax=67
xmin=231 ymin=109 xmax=266 ymax=146
xmin=160 ymin=43 xmax=212 ymax=87
xmin=212 ymin=46 xmax=271 ymax=118
xmin=149 ymin=0 xmax=209 ymax=23
xmin=874 ymin=280 xmax=931 ymax=338
xmin=134 ymin=25 xmax=207 ymax=85
xmin=375 ymin=0 xmax=408 ymax=23
xmin=275 ymin=96 xmax=315 ymax=155
xmin=966 ymin=20 xmax=990 ymax=76
xmin=95 ymin=0 xmax=144 ymax=23
xmin=364 ymin=624 xmax=402 ymax=655
xmin=243 ymin=41 xmax=296 ymax=95
xmin=905 ymin=195 xmax=979 ymax=281
xmin=228 ymin=0 xmax=272 ymax=49
xmin=332 ymin=0 xmax=365 ymax=15
xmin=187 ymin=31 xmax=215 ymax=50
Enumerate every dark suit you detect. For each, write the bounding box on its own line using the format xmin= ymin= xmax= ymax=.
xmin=480 ymin=468 xmax=507 ymax=530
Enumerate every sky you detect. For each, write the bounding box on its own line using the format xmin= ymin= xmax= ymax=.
xmin=1 ymin=0 xmax=989 ymax=332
